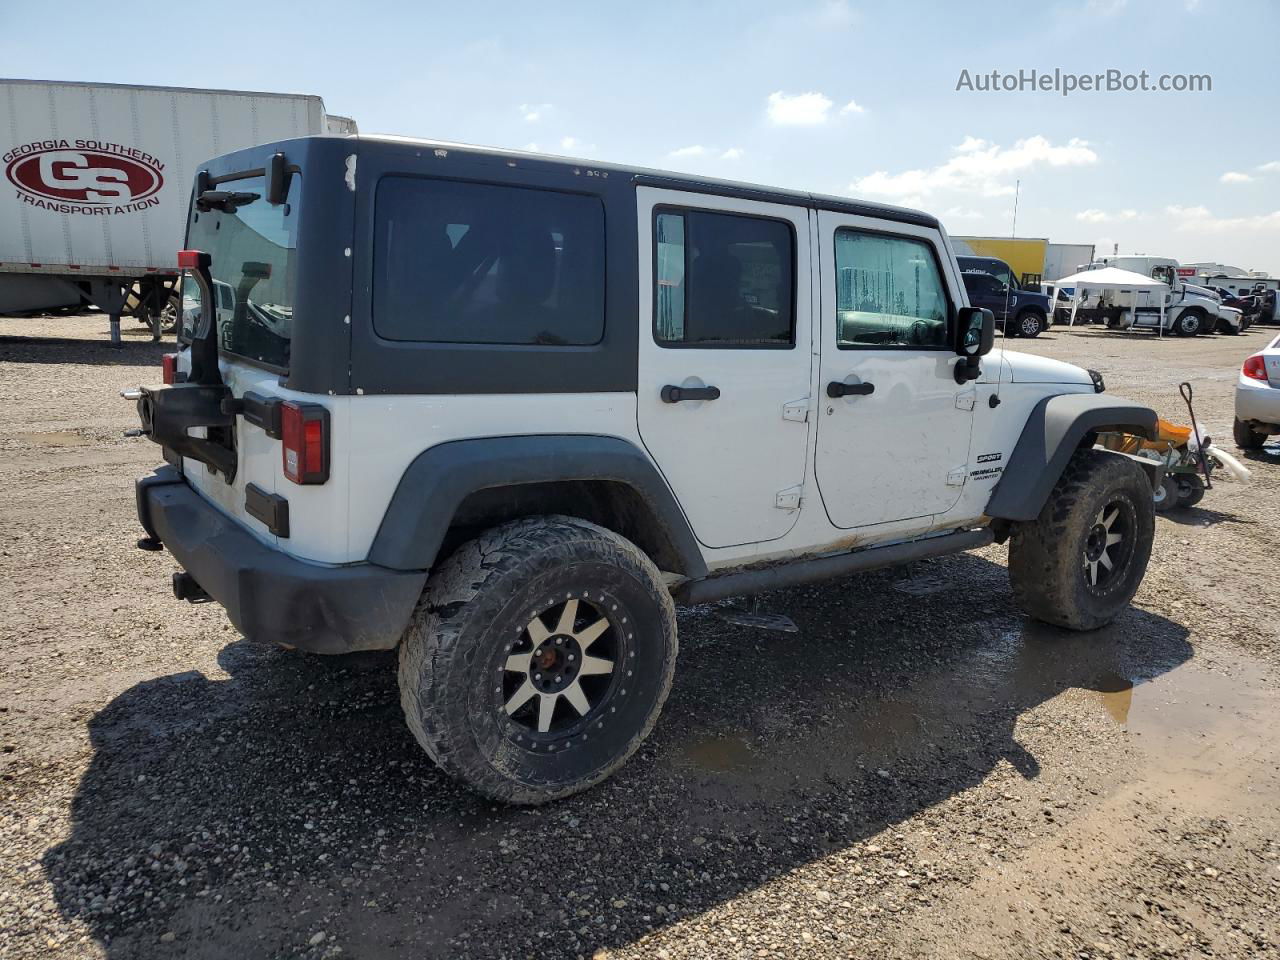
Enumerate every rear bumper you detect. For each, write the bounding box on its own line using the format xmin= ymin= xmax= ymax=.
xmin=1236 ymin=378 xmax=1280 ymax=427
xmin=137 ymin=467 xmax=427 ymax=654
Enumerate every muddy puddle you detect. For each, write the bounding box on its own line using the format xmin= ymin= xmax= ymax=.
xmin=669 ymin=614 xmax=1276 ymax=804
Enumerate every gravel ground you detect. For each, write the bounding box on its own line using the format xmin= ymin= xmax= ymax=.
xmin=1 ymin=313 xmax=1278 ymax=960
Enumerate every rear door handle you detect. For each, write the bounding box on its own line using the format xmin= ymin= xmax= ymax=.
xmin=662 ymin=384 xmax=721 ymax=403
xmin=827 ymin=381 xmax=875 ymax=398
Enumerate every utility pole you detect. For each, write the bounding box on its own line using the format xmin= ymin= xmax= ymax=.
xmin=1011 ymin=179 xmax=1020 ymax=237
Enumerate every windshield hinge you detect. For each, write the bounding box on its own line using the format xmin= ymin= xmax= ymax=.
xmin=775 ymin=485 xmax=803 ymax=510
xmin=782 ymin=398 xmax=809 ymax=422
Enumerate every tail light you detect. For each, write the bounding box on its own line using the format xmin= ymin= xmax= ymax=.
xmin=161 ymin=352 xmax=178 ymax=385
xmin=281 ymin=401 xmax=330 ymax=484
xmin=1243 ymin=354 xmax=1268 ymax=382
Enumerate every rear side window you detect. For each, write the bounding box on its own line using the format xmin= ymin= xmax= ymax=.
xmin=654 ymin=208 xmax=794 ymax=348
xmin=834 ymin=229 xmax=950 ymax=348
xmin=372 ymin=177 xmax=605 ymax=345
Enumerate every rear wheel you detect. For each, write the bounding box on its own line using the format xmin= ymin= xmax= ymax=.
xmin=1175 ymin=473 xmax=1206 ymax=508
xmin=1234 ymin=417 xmax=1268 ymax=450
xmin=1152 ymin=475 xmax=1179 ymax=512
xmin=398 ymin=516 xmax=677 ymax=804
xmin=1009 ymin=450 xmax=1155 ymax=631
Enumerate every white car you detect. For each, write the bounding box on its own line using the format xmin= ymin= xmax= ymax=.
xmin=1235 ymin=333 xmax=1280 ymax=449
xmin=125 ymin=135 xmax=1162 ymax=804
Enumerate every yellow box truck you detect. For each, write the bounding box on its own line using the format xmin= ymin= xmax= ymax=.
xmin=952 ymin=237 xmax=1048 ymax=288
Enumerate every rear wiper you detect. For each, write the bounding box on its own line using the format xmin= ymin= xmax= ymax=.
xmin=196 ymin=190 xmax=260 ymax=213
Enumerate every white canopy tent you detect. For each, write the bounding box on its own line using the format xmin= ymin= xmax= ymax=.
xmin=1053 ymin=267 xmax=1171 ymax=337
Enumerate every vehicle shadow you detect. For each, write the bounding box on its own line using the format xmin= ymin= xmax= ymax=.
xmin=44 ymin=553 xmax=1193 ymax=960
xmin=1159 ymin=504 xmax=1255 ymax=527
xmin=0 ymin=332 xmax=169 ymax=366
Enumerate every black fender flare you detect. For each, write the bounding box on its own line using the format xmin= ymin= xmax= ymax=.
xmin=985 ymin=393 xmax=1158 ymax=522
xmin=367 ymin=435 xmax=708 ymax=578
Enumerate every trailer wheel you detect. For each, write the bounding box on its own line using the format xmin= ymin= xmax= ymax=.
xmin=398 ymin=516 xmax=677 ymax=804
xmin=1009 ymin=449 xmax=1155 ymax=631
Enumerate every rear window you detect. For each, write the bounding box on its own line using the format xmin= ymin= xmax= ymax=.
xmin=372 ymin=177 xmax=605 ymax=345
xmin=184 ymin=173 xmax=299 ymax=370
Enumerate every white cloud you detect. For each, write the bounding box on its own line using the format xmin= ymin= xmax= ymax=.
xmin=1166 ymin=205 xmax=1280 ymax=234
xmin=840 ymin=99 xmax=866 ymax=115
xmin=1221 ymin=171 xmax=1255 ymax=184
xmin=851 ymin=135 xmax=1098 ymax=199
xmin=522 ymin=142 xmax=541 ymax=153
xmin=1085 ymin=0 xmax=1127 ymax=15
xmin=559 ymin=136 xmax=597 ymax=154
xmin=1076 ymin=208 xmax=1138 ymax=223
xmin=815 ymin=0 xmax=857 ymax=26
xmin=519 ymin=103 xmax=552 ymax=123
xmin=943 ymin=206 xmax=984 ymax=220
xmin=766 ymin=91 xmax=835 ymax=126
xmin=1257 ymin=161 xmax=1280 ymax=174
xmin=667 ymin=145 xmax=745 ymax=164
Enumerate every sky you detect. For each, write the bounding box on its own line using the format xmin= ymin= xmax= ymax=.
xmin=3 ymin=0 xmax=1277 ymax=274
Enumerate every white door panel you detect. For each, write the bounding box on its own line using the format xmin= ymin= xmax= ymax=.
xmin=814 ymin=211 xmax=975 ymax=530
xmin=636 ymin=188 xmax=813 ymax=549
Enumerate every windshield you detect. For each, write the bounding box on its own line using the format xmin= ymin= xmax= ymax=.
xmin=182 ymin=173 xmax=299 ymax=369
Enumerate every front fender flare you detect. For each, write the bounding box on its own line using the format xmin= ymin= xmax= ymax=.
xmin=367 ymin=435 xmax=707 ymax=578
xmin=985 ymin=393 xmax=1158 ymax=522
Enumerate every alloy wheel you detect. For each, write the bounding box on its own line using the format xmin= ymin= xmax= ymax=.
xmin=1082 ymin=500 xmax=1135 ymax=589
xmin=501 ymin=597 xmax=622 ymax=737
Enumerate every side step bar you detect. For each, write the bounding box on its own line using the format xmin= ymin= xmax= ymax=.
xmin=671 ymin=527 xmax=996 ymax=606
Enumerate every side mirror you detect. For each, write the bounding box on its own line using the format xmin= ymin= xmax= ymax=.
xmin=954 ymin=306 xmax=995 ymax=384
xmin=955 ymin=306 xmax=995 ymax=357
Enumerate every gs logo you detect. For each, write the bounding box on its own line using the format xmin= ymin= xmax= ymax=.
xmin=6 ymin=148 xmax=164 ymax=204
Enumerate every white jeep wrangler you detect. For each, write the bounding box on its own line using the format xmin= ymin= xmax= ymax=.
xmin=129 ymin=136 xmax=1159 ymax=804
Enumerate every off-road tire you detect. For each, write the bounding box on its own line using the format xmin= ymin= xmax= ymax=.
xmin=1009 ymin=449 xmax=1155 ymax=631
xmin=1016 ymin=309 xmax=1046 ymax=338
xmin=1234 ymin=417 xmax=1267 ymax=450
xmin=398 ymin=515 xmax=677 ymax=805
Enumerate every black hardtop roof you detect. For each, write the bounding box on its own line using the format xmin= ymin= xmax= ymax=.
xmin=341 ymin=134 xmax=942 ymax=230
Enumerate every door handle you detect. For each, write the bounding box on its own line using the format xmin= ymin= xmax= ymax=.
xmin=661 ymin=384 xmax=721 ymax=403
xmin=826 ymin=380 xmax=875 ymax=398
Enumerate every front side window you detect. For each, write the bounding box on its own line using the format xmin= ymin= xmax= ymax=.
xmin=373 ymin=177 xmax=605 ymax=345
xmin=654 ymin=208 xmax=794 ymax=347
xmin=834 ymin=229 xmax=950 ymax=348
xmin=963 ymin=272 xmax=1005 ymax=297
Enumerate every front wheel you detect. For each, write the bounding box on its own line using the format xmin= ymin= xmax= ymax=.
xmin=398 ymin=516 xmax=677 ymax=805
xmin=1174 ymin=310 xmax=1205 ymax=337
xmin=1009 ymin=450 xmax=1155 ymax=631
xmin=1016 ymin=310 xmax=1045 ymax=338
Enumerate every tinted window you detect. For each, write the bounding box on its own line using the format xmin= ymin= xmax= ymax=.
xmin=834 ymin=230 xmax=950 ymax=348
xmin=654 ymin=209 xmax=794 ymax=347
xmin=373 ymin=178 xmax=605 ymax=345
xmin=963 ymin=272 xmax=1004 ymax=296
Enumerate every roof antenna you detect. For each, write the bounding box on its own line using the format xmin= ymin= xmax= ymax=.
xmin=1010 ymin=179 xmax=1020 ymax=237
